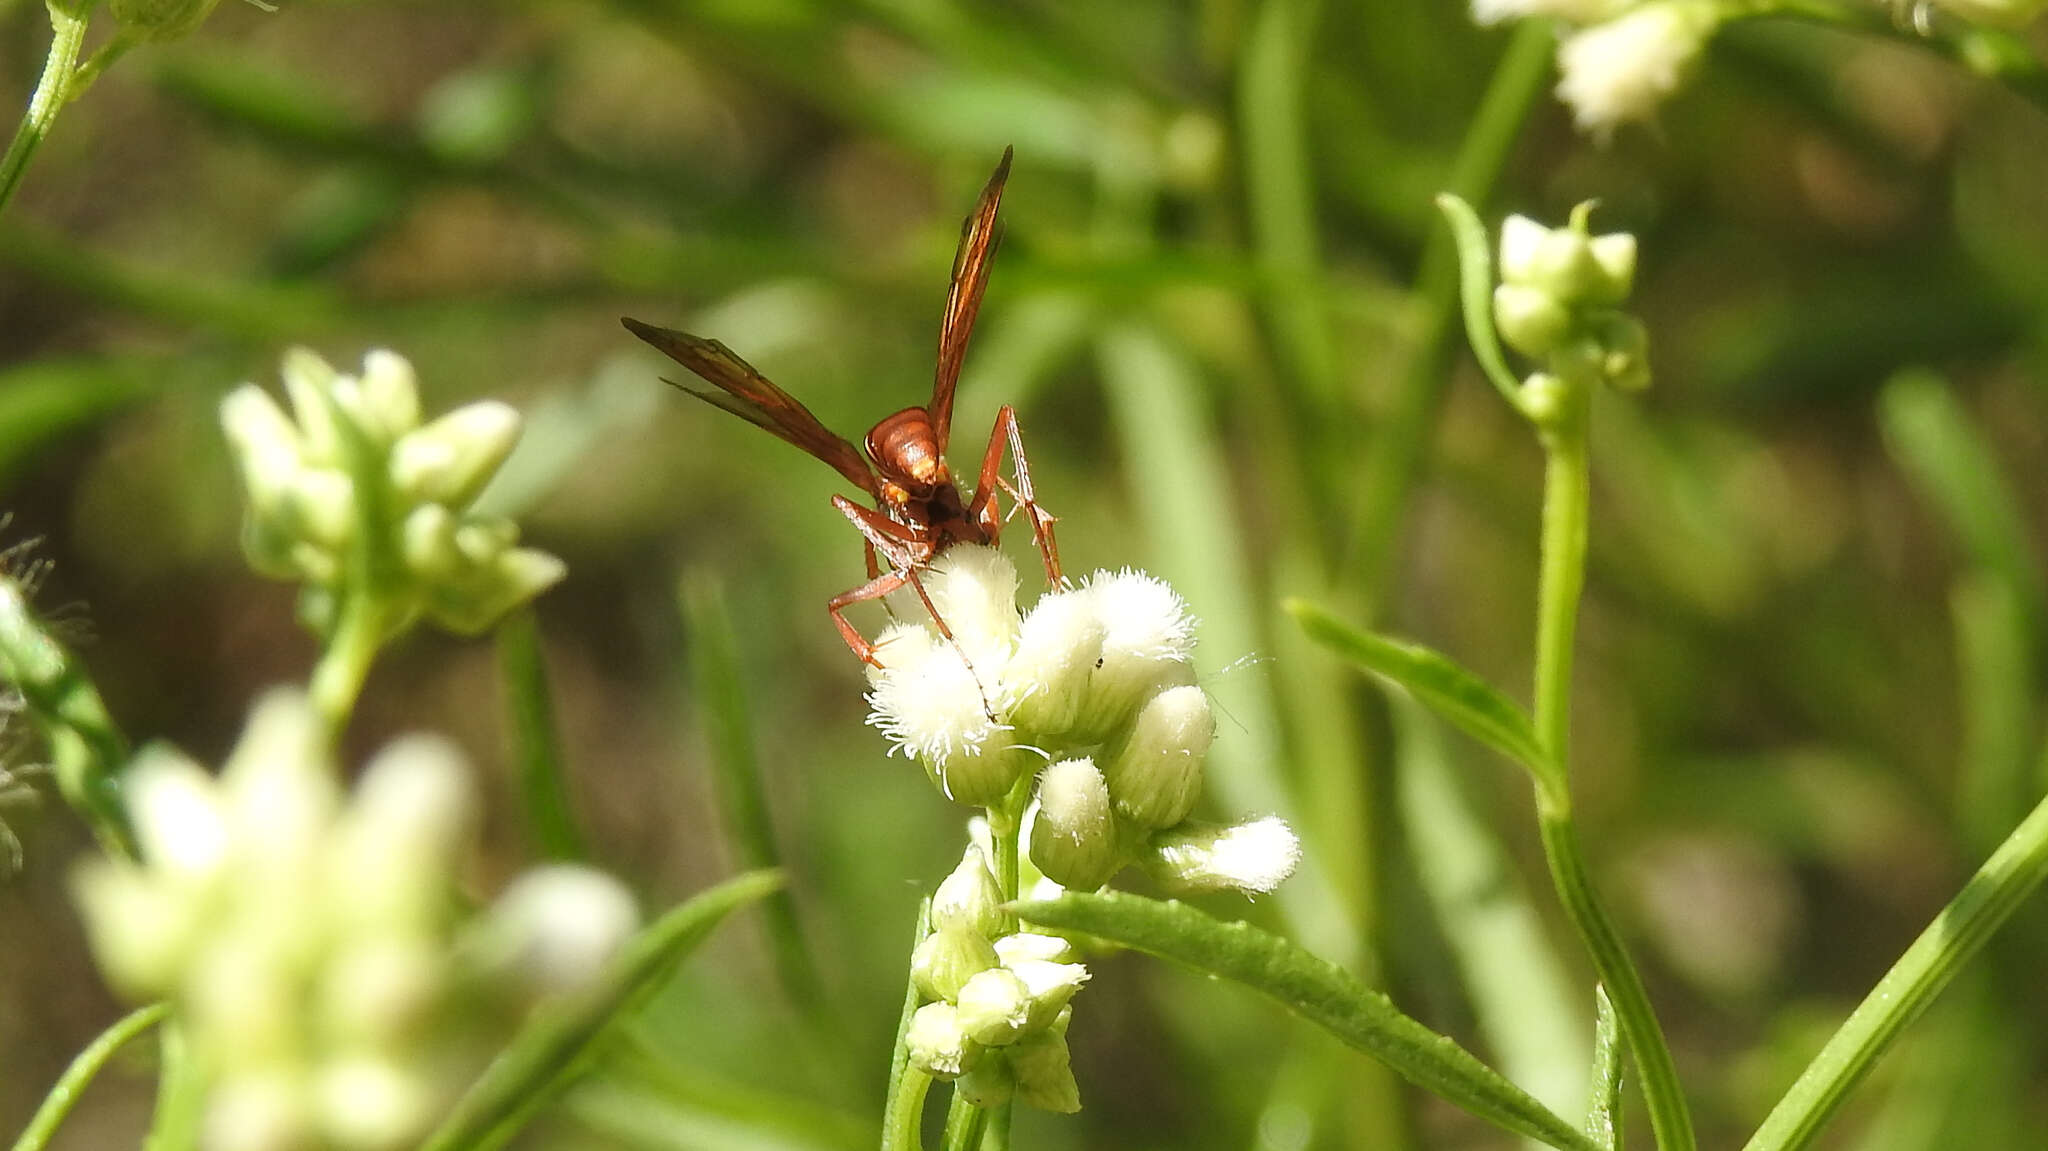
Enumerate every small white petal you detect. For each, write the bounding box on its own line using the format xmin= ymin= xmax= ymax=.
xmin=1556 ymin=2 xmax=1717 ymax=137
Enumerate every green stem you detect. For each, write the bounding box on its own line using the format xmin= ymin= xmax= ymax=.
xmin=940 ymin=1095 xmax=988 ymax=1151
xmin=881 ymin=900 xmax=934 ymax=1151
xmin=1529 ymin=384 xmax=1694 ymax=1151
xmin=978 ymin=793 xmax=1026 ymax=1147
xmin=307 ymin=592 xmax=385 ymax=739
xmin=1741 ymin=787 xmax=2048 ymax=1151
xmin=12 ymin=1003 xmax=167 ymax=1151
xmin=0 ymin=1 xmax=92 ymax=220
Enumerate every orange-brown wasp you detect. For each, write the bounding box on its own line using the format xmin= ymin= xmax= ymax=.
xmin=623 ymin=148 xmax=1061 ymax=664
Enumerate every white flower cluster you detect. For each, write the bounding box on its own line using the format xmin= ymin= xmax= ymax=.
xmin=1472 ymin=1 xmax=1719 ymax=138
xmin=220 ymin=348 xmax=563 ymax=637
xmin=866 ymin=545 xmax=1299 ymax=897
xmin=72 ymin=690 xmax=639 ymax=1151
xmin=1494 ymin=208 xmax=1650 ymax=398
xmin=904 ymin=848 xmax=1085 ymax=1112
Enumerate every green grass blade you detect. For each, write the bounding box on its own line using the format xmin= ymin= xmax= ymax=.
xmin=1435 ymin=192 xmax=1527 ymax=409
xmin=1015 ymin=891 xmax=1600 ymax=1151
xmin=495 ymin=609 xmax=585 ymax=861
xmin=1288 ymin=599 xmax=1551 ymax=783
xmin=0 ymin=356 xmax=158 ymax=488
xmin=420 ymin=869 xmax=783 ymax=1151
xmin=678 ymin=570 xmax=831 ymax=1022
xmin=1879 ymin=369 xmax=2046 ymax=631
xmin=12 ymin=1003 xmax=167 ymax=1151
xmin=1391 ymin=696 xmax=1588 ymax=1124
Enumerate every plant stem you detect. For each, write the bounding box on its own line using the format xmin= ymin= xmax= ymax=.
xmin=1529 ymin=383 xmax=1694 ymax=1151
xmin=940 ymin=1095 xmax=988 ymax=1151
xmin=1741 ymin=786 xmax=2048 ymax=1151
xmin=12 ymin=1003 xmax=167 ymax=1151
xmin=0 ymin=1 xmax=92 ymax=220
xmin=308 ymin=592 xmax=385 ymax=738
xmin=882 ymin=900 xmax=934 ymax=1151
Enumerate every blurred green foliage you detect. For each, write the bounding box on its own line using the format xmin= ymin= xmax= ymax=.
xmin=4 ymin=0 xmax=2048 ymax=1148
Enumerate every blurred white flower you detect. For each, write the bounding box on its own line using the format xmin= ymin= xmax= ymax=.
xmin=1555 ymin=2 xmax=1718 ymax=137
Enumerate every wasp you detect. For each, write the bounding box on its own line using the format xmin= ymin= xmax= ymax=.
xmin=624 ymin=148 xmax=1061 ymax=664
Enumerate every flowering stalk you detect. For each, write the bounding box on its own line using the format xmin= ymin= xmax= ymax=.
xmin=1443 ymin=196 xmax=1695 ymax=1151
xmin=0 ymin=1 xmax=92 ymax=220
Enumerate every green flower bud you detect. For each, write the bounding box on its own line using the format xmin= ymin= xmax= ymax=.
xmin=283 ymin=468 xmax=355 ymax=551
xmin=1029 ymin=759 xmax=1123 ymax=890
xmin=1009 ymin=1020 xmax=1082 ymax=1114
xmin=389 ymin=401 xmax=521 ymax=509
xmin=280 ymin=348 xmax=345 ymax=466
xmin=0 ymin=581 xmax=66 ymax=690
xmin=1587 ymin=233 xmax=1637 ymax=305
xmin=906 ymin=1002 xmax=980 ymax=1078
xmin=930 ymin=846 xmax=1005 ymax=939
xmin=1000 ymin=589 xmax=1107 ymax=738
xmin=110 ymin=0 xmax=225 ymax=43
xmin=912 ymin=926 xmax=999 ymax=1003
xmin=423 ymin=547 xmax=567 ymax=636
xmin=955 ymin=1053 xmax=1015 ymax=1108
xmin=955 ymin=966 xmax=1033 ymax=1046
xmin=1492 ymin=284 xmax=1574 ymax=360
xmin=1140 ymin=815 xmax=1302 ymax=896
xmin=1592 ymin=312 xmax=1651 ymax=393
xmin=1099 ymin=684 xmax=1212 ymax=829
xmin=400 ymin=504 xmax=461 ymax=581
xmin=1518 ymin=373 xmax=1569 ymax=427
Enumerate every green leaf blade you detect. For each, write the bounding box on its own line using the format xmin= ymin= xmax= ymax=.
xmin=1015 ymin=891 xmax=1598 ymax=1151
xmin=421 ymin=869 xmax=783 ymax=1151
xmin=1286 ymin=599 xmax=1553 ymax=782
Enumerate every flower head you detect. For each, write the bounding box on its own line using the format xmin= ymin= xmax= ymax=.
xmin=1555 ymin=2 xmax=1719 ymax=138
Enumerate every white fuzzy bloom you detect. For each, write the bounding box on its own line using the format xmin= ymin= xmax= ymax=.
xmin=473 ymin=865 xmax=642 ymax=996
xmin=1472 ymin=0 xmax=1624 ymax=24
xmin=124 ymin=749 xmax=230 ymax=883
xmin=1142 ymin=816 xmax=1303 ymax=896
xmin=1555 ymin=2 xmax=1718 ymax=137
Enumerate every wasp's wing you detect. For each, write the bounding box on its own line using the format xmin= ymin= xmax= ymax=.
xmin=623 ymin=317 xmax=878 ymax=497
xmin=929 ymin=147 xmax=1012 ymax=455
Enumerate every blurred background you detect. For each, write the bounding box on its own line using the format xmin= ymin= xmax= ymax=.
xmin=4 ymin=1 xmax=2048 ymax=1148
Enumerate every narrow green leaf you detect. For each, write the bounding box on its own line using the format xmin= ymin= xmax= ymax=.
xmin=495 ymin=610 xmax=585 ymax=861
xmin=0 ymin=356 xmax=157 ymax=488
xmin=421 ymin=869 xmax=783 ymax=1151
xmin=679 ymin=570 xmax=829 ymax=1020
xmin=1287 ymin=598 xmax=1551 ymax=781
xmin=1879 ymin=370 xmax=2046 ymax=631
xmin=1588 ymin=985 xmax=1625 ymax=1151
xmin=880 ymin=900 xmax=933 ymax=1151
xmin=13 ymin=1003 xmax=167 ymax=1151
xmin=1434 ymin=192 xmax=1527 ymax=410
xmin=1015 ymin=891 xmax=1599 ymax=1151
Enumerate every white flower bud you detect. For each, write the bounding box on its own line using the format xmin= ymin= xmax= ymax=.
xmin=954 ymin=966 xmax=1033 ymax=1046
xmin=400 ymin=504 xmax=461 ymax=580
xmin=186 ymin=934 xmax=300 ymax=1065
xmin=999 ymin=588 xmax=1106 ymax=739
xmin=993 ymin=932 xmax=1075 ymax=966
xmin=313 ymin=1055 xmax=434 ymax=1151
xmin=1009 ymin=1022 xmax=1081 ymax=1113
xmin=389 ymin=401 xmax=521 ymax=509
xmin=1497 ymin=214 xmax=1550 ymax=286
xmin=1471 ymin=0 xmax=1624 ymax=24
xmin=205 ymin=1071 xmax=315 ymax=1151
xmin=1028 ymin=760 xmax=1122 ymax=891
xmin=1006 ymin=957 xmax=1089 ymax=1032
xmin=471 ymin=865 xmax=641 ymax=997
xmin=328 ymin=736 xmax=475 ymax=935
xmin=124 ymin=747 xmax=229 ymax=883
xmin=317 ymin=938 xmax=445 ymax=1049
xmin=1141 ymin=816 xmax=1302 ymax=896
xmin=1556 ymin=2 xmax=1717 ymax=138
xmin=1588 ymin=233 xmax=1637 ymax=304
xmin=1072 ymin=570 xmax=1197 ymax=739
xmin=220 ymin=385 xmax=306 ymax=515
xmin=220 ymin=691 xmax=338 ymax=873
xmin=930 ymin=846 xmax=1005 ymax=939
xmin=1099 ymin=685 xmax=1212 ymax=830
xmin=867 ymin=623 xmax=936 ymax=682
xmin=906 ymin=1002 xmax=980 ymax=1078
xmin=357 ymin=349 xmax=423 ymax=442
xmin=1519 ymin=373 xmax=1569 ymax=427
xmin=283 ymin=467 xmax=356 ymax=551
xmin=70 ymin=862 xmax=201 ymax=995
xmin=280 ymin=347 xmax=345 ymax=465
xmin=915 ymin=544 xmax=1021 ymax=667
xmin=913 ymin=926 xmax=1000 ymax=1003
xmin=867 ymin=636 xmax=1013 ymax=801
xmin=955 ymin=1053 xmax=1015 ymax=1108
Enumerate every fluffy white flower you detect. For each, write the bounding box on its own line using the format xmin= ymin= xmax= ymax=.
xmin=1555 ymin=2 xmax=1718 ymax=137
xmin=1142 ymin=816 xmax=1303 ymax=896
